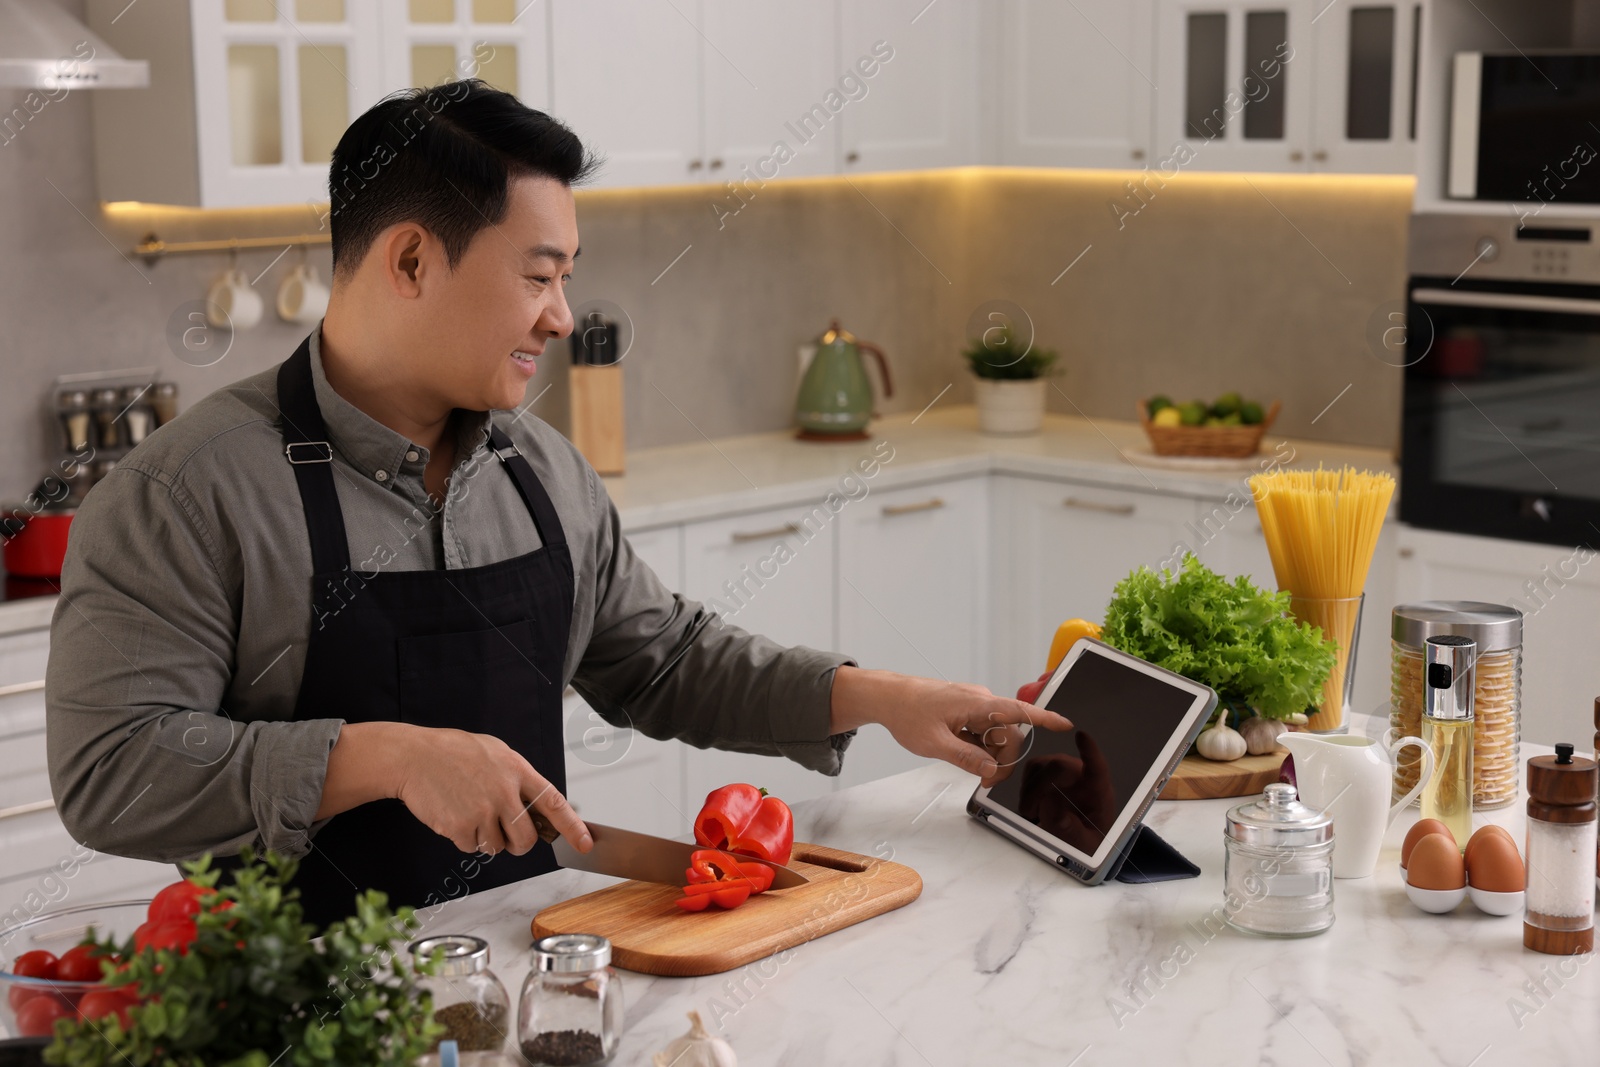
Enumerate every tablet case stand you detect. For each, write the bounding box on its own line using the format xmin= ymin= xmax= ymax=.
xmin=1107 ymin=823 xmax=1200 ymax=884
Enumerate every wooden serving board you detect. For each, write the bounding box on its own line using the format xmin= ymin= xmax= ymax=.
xmin=1159 ymin=751 xmax=1286 ymax=800
xmin=531 ymin=843 xmax=921 ymax=977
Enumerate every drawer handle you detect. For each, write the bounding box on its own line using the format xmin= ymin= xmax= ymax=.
xmin=0 ymin=798 xmax=55 ymax=821
xmin=1063 ymin=497 xmax=1135 ymax=516
xmin=1399 ymin=546 xmax=1415 ymax=559
xmin=881 ymin=497 xmax=945 ymax=517
xmin=730 ymin=522 xmax=801 ymax=544
xmin=0 ymin=679 xmax=45 ymax=698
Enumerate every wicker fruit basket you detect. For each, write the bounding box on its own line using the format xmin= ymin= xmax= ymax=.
xmin=1138 ymin=399 xmax=1281 ymax=458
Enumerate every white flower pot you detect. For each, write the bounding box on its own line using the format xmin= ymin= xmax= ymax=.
xmin=973 ymin=377 xmax=1047 ymax=435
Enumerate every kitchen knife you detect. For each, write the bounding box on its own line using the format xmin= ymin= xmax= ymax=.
xmin=531 ymin=814 xmax=809 ymax=890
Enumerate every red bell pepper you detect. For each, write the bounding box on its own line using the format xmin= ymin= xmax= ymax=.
xmin=673 ymin=849 xmax=775 ymax=912
xmin=693 ymin=784 xmax=794 ymax=865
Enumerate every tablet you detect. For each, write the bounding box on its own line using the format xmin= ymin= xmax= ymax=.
xmin=967 ymin=638 xmax=1218 ymax=885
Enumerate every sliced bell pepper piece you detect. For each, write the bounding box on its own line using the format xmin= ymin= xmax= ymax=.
xmin=686 ymin=850 xmax=776 ymax=893
xmin=709 ymin=884 xmax=751 ymax=909
xmin=674 ymin=893 xmax=712 ymax=912
xmin=693 ymin=784 xmax=794 ymax=865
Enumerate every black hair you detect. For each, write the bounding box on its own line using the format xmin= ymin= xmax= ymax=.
xmin=327 ymin=79 xmax=599 ymax=276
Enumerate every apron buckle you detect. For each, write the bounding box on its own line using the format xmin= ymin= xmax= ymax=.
xmin=493 ymin=443 xmax=520 ymax=463
xmin=285 ymin=441 xmax=333 ymax=464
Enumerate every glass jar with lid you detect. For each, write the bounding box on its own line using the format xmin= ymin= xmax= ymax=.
xmin=518 ymin=933 xmax=623 ymax=1066
xmin=409 ymin=935 xmax=511 ymax=1054
xmin=1224 ymin=783 xmax=1335 ymax=937
xmin=1389 ymin=601 xmax=1523 ymax=809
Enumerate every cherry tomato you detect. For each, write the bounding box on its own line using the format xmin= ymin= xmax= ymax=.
xmin=15 ymin=993 xmax=70 ymax=1037
xmin=9 ymin=985 xmax=44 ymax=1011
xmin=148 ymin=880 xmax=209 ymax=924
xmin=9 ymin=950 xmax=57 ymax=980
xmin=54 ymin=944 xmax=106 ymax=984
xmin=134 ymin=919 xmax=196 ymax=955
xmin=77 ymin=988 xmax=139 ymax=1029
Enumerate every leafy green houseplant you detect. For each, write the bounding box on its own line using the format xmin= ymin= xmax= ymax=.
xmin=963 ymin=325 xmax=1058 ymax=435
xmin=44 ymin=851 xmax=443 ymax=1067
xmin=1100 ymin=554 xmax=1337 ymax=724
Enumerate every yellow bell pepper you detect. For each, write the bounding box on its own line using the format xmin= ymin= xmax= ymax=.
xmin=1046 ymin=618 xmax=1102 ymax=671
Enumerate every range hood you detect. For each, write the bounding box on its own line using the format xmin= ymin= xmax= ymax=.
xmin=0 ymin=0 xmax=148 ymax=90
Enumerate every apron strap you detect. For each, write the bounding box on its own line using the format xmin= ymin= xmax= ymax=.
xmin=487 ymin=426 xmax=569 ymax=549
xmin=276 ymin=339 xmax=353 ymax=575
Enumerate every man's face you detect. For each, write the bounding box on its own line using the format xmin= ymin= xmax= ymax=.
xmin=422 ymin=175 xmax=579 ymax=412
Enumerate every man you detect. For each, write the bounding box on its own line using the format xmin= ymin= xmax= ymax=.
xmin=47 ymin=81 xmax=1066 ymax=926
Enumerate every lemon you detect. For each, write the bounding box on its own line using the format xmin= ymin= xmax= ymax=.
xmin=1152 ymin=406 xmax=1182 ymax=428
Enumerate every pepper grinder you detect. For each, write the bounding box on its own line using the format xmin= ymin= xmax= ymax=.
xmin=1422 ymin=635 xmax=1475 ymax=849
xmin=1523 ymin=743 xmax=1597 ymax=955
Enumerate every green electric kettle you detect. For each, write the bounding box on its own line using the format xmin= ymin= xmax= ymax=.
xmin=794 ymin=320 xmax=893 ymax=440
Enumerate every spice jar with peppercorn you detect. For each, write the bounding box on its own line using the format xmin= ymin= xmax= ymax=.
xmin=519 ymin=933 xmax=623 ymax=1066
xmin=410 ymin=935 xmax=511 ymax=1054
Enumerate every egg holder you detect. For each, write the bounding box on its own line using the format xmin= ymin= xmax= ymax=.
xmin=1399 ymin=824 xmax=1525 ymax=917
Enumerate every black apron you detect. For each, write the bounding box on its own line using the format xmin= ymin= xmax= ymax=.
xmin=223 ymin=339 xmax=573 ymax=929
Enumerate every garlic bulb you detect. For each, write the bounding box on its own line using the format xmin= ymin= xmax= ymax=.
xmin=1195 ymin=721 xmax=1246 ymax=761
xmin=1238 ymin=715 xmax=1287 ymax=756
xmin=653 ymin=1011 xmax=736 ymax=1067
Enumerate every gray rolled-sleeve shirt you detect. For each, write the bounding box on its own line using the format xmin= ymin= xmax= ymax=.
xmin=46 ymin=329 xmax=854 ymax=863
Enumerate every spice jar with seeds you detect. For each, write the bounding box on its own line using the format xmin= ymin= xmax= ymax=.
xmin=410 ymin=935 xmax=511 ymax=1054
xmin=1389 ymin=601 xmax=1523 ymax=809
xmin=518 ymin=934 xmax=623 ymax=1066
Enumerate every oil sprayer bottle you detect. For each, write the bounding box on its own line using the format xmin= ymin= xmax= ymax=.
xmin=1423 ymin=635 xmax=1475 ymax=848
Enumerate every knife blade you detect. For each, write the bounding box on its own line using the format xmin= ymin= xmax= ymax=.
xmin=533 ymin=815 xmax=808 ymax=890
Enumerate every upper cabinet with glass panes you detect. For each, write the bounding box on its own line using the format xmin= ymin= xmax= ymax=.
xmin=1149 ymin=0 xmax=1420 ymax=174
xmin=86 ymin=0 xmax=549 ymax=208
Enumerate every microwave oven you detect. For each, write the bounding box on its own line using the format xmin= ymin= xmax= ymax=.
xmin=1448 ymin=52 xmax=1600 ymax=205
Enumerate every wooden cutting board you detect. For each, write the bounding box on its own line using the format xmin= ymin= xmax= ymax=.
xmin=531 ymin=843 xmax=921 ymax=977
xmin=1159 ymin=751 xmax=1287 ymax=800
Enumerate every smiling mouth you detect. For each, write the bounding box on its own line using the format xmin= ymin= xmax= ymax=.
xmin=512 ymin=350 xmax=538 ymax=367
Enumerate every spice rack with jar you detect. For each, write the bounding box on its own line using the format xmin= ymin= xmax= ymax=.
xmin=46 ymin=368 xmax=179 ymax=504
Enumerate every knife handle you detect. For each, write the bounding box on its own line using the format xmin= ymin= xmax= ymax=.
xmin=529 ymin=808 xmax=560 ymax=844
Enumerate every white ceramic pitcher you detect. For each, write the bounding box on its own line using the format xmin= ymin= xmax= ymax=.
xmin=1277 ymin=732 xmax=1435 ymax=879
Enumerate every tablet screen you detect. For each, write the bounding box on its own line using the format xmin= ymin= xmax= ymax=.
xmin=983 ymin=648 xmax=1202 ymax=860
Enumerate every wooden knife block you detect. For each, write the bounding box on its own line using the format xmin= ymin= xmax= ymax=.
xmin=568 ymin=364 xmax=625 ymax=476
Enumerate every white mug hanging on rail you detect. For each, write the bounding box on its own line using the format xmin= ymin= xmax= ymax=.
xmin=205 ymin=268 xmax=263 ymax=331
xmin=277 ymin=262 xmax=330 ymax=326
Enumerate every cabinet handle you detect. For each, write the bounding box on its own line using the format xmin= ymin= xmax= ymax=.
xmin=1312 ymin=149 xmax=1328 ymax=162
xmin=845 ymin=150 xmax=860 ymax=164
xmin=0 ymin=798 xmax=55 ymax=822
xmin=1131 ymin=148 xmax=1146 ymax=160
xmin=709 ymin=158 xmax=724 ymax=170
xmin=688 ymin=159 xmax=704 ymax=171
xmin=1399 ymin=546 xmax=1415 ymax=559
xmin=1063 ymin=497 xmax=1135 ymax=516
xmin=0 ymin=679 xmax=45 ymax=698
xmin=882 ymin=497 xmax=945 ymax=518
xmin=730 ymin=522 xmax=801 ymax=543
xmin=1289 ymin=150 xmax=1305 ymax=162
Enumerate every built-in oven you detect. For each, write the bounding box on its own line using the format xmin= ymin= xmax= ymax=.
xmin=1402 ymin=214 xmax=1600 ymax=548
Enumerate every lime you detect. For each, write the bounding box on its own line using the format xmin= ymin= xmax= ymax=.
xmin=1147 ymin=394 xmax=1174 ymax=417
xmin=1212 ymin=391 xmax=1242 ymax=417
xmin=1239 ymin=400 xmax=1265 ymax=425
xmin=1178 ymin=402 xmax=1207 ymax=427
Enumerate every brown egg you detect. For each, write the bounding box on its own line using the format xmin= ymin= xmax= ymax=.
xmin=1406 ymin=833 xmax=1466 ymax=891
xmin=1465 ymin=827 xmax=1525 ymax=893
xmin=1401 ymin=819 xmax=1457 ymax=870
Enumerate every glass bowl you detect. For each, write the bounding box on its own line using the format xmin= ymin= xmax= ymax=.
xmin=0 ymin=900 xmax=151 ymax=1039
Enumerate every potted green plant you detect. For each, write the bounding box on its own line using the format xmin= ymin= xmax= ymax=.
xmin=41 ymin=851 xmax=443 ymax=1067
xmin=962 ymin=325 xmax=1058 ymax=435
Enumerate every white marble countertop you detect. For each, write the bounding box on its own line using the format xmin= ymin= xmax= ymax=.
xmin=0 ymin=406 xmax=1393 ymax=635
xmin=422 ymin=735 xmax=1590 ymax=1067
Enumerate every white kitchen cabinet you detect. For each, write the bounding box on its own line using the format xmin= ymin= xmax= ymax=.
xmin=836 ymin=477 xmax=989 ymax=788
xmin=837 ymin=0 xmax=980 ymax=173
xmin=625 ymin=525 xmax=684 ymax=593
xmin=560 ymin=690 xmax=687 ymax=840
xmin=680 ymin=501 xmax=840 ymax=803
xmin=380 ymin=0 xmax=551 ymax=106
xmin=1192 ymin=500 xmax=1276 ymax=590
xmin=1153 ymin=0 xmax=1314 ymax=172
xmin=1394 ymin=525 xmax=1600 ymax=749
xmin=90 ymin=0 xmax=388 ymax=208
xmin=0 ymin=628 xmax=174 ymax=928
xmin=998 ymin=0 xmax=1155 ymax=168
xmin=549 ymin=0 xmax=703 ymax=189
xmin=991 ymin=477 xmax=1195 ymax=697
xmin=1308 ymin=1 xmax=1420 ymax=173
xmin=700 ymin=0 xmax=840 ymax=182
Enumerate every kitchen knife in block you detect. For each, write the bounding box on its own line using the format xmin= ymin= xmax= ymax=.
xmin=532 ymin=843 xmax=921 ymax=977
xmin=568 ymin=364 xmax=625 ymax=475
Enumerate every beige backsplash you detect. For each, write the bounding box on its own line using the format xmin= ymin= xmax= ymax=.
xmin=0 ymin=81 xmax=1413 ymax=501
